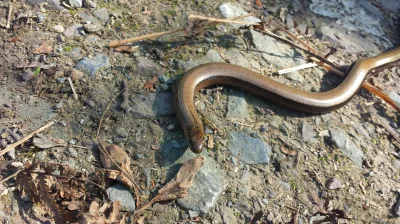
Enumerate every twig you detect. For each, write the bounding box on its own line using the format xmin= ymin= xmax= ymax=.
xmin=311 ymin=168 xmax=325 ymax=188
xmin=6 ymin=3 xmax=12 ymax=29
xmin=368 ymin=108 xmax=400 ymax=143
xmin=67 ymin=77 xmax=78 ymax=100
xmin=0 ymin=168 xmax=24 ymax=184
xmin=188 ymin=14 xmax=259 ymax=25
xmin=278 ymin=62 xmax=317 ymax=75
xmin=109 ymin=28 xmax=185 ymax=48
xmin=0 ymin=120 xmax=55 ymax=157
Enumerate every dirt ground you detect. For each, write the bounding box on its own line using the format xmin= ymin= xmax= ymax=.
xmin=0 ymin=0 xmax=400 ymax=223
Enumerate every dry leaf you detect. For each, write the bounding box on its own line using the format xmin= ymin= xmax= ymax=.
xmin=255 ymin=0 xmax=263 ymax=8
xmin=32 ymin=42 xmax=53 ymax=54
xmin=280 ymin=146 xmax=297 ymax=156
xmin=143 ymin=76 xmax=158 ymax=92
xmin=9 ymin=37 xmax=22 ymax=42
xmin=115 ymin=46 xmax=139 ymax=53
xmin=100 ymin=144 xmax=130 ymax=170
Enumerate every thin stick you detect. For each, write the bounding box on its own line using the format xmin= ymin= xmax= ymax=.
xmin=0 ymin=168 xmax=23 ymax=184
xmin=188 ymin=14 xmax=259 ymax=25
xmin=67 ymin=77 xmax=78 ymax=100
xmin=369 ymin=108 xmax=400 ymax=143
xmin=6 ymin=3 xmax=12 ymax=29
xmin=109 ymin=28 xmax=185 ymax=48
xmin=278 ymin=62 xmax=317 ymax=75
xmin=0 ymin=120 xmax=55 ymax=157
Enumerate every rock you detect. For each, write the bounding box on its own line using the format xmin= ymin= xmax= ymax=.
xmin=219 ymin=3 xmax=261 ymax=29
xmin=225 ymin=49 xmax=251 ymax=68
xmin=21 ymin=70 xmax=34 ymax=81
xmin=245 ymin=30 xmax=303 ymax=68
xmin=177 ymin=49 xmax=223 ymax=71
xmin=36 ymin=14 xmax=45 ymax=23
xmin=310 ymin=0 xmax=386 ymax=38
xmin=51 ymin=24 xmax=64 ymax=33
xmin=106 ymin=183 xmax=136 ymax=212
xmin=54 ymin=102 xmax=63 ymax=110
xmin=63 ymin=47 xmax=83 ymax=61
xmin=129 ymin=92 xmax=174 ymax=119
xmin=325 ymin=178 xmax=342 ymax=190
xmin=159 ymin=75 xmax=172 ymax=84
xmin=389 ymin=92 xmax=400 ymax=106
xmin=285 ymin=71 xmax=304 ymax=83
xmin=77 ymin=11 xmax=99 ymax=23
xmin=68 ymin=0 xmax=82 ymax=7
xmin=391 ymin=160 xmax=400 ymax=170
xmin=83 ymin=0 xmax=96 ymax=8
xmin=136 ymin=57 xmax=166 ymax=77
xmin=162 ymin=145 xmax=225 ymax=214
xmin=26 ymin=0 xmax=64 ymax=10
xmin=353 ymin=124 xmax=370 ymax=138
xmin=226 ymin=91 xmax=249 ymax=119
xmin=76 ymin=53 xmax=111 ymax=77
xmin=392 ymin=194 xmax=400 ymax=216
xmin=92 ymin=8 xmax=110 ymax=24
xmin=329 ymin=128 xmax=365 ymax=168
xmin=301 ymin=121 xmax=316 ymax=143
xmin=219 ymin=206 xmax=237 ymax=224
xmin=228 ymin=132 xmax=272 ymax=164
xmin=235 ymin=199 xmax=251 ymax=213
xmin=84 ymin=23 xmax=102 ymax=33
xmin=63 ymin=24 xmax=84 ymax=38
xmin=316 ymin=25 xmax=380 ymax=53
xmin=67 ymin=147 xmax=78 ymax=158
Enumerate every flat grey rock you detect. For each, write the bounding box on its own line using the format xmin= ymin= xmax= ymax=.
xmin=310 ymin=0 xmax=385 ymax=38
xmin=301 ymin=121 xmax=317 ymax=143
xmin=245 ymin=30 xmax=303 ymax=68
xmin=219 ymin=2 xmax=261 ymax=29
xmin=92 ymin=8 xmax=110 ymax=24
xmin=63 ymin=47 xmax=83 ymax=61
xmin=129 ymin=92 xmax=174 ymax=119
xmin=177 ymin=49 xmax=223 ymax=71
xmin=329 ymin=128 xmax=365 ymax=168
xmin=106 ymin=183 xmax=136 ymax=212
xmin=26 ymin=0 xmax=64 ymax=10
xmin=228 ymin=132 xmax=272 ymax=164
xmin=162 ymin=143 xmax=225 ymax=214
xmin=226 ymin=91 xmax=249 ymax=119
xmin=136 ymin=57 xmax=166 ymax=77
xmin=68 ymin=0 xmax=82 ymax=8
xmin=220 ymin=206 xmax=237 ymax=224
xmin=76 ymin=53 xmax=110 ymax=77
xmin=63 ymin=24 xmax=84 ymax=38
xmin=77 ymin=11 xmax=99 ymax=23
xmin=225 ymin=49 xmax=251 ymax=68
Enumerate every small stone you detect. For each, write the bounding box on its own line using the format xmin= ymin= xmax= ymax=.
xmin=160 ymin=84 xmax=169 ymax=91
xmin=392 ymin=160 xmax=400 ymax=170
xmin=21 ymin=70 xmax=34 ymax=81
xmin=84 ymin=99 xmax=95 ymax=108
xmin=76 ymin=53 xmax=111 ymax=77
xmin=36 ymin=14 xmax=45 ymax=23
xmin=228 ymin=132 xmax=272 ymax=164
xmin=67 ymin=147 xmax=79 ymax=158
xmin=69 ymin=0 xmax=83 ymax=8
xmin=227 ymin=91 xmax=249 ymax=119
xmin=84 ymin=23 xmax=102 ymax=33
xmin=56 ymin=77 xmax=66 ymax=83
xmin=325 ymin=178 xmax=342 ymax=190
xmin=69 ymin=139 xmax=77 ymax=145
xmin=54 ymin=102 xmax=63 ymax=110
xmin=159 ymin=75 xmax=172 ymax=84
xmin=93 ymin=8 xmax=110 ymax=24
xmin=106 ymin=183 xmax=136 ymax=212
xmin=0 ymin=139 xmax=7 ymax=149
xmin=329 ymin=128 xmax=365 ymax=168
xmin=52 ymin=24 xmax=64 ymax=33
xmin=166 ymin=124 xmax=175 ymax=130
xmin=220 ymin=206 xmax=237 ymax=223
xmin=188 ymin=210 xmax=199 ymax=218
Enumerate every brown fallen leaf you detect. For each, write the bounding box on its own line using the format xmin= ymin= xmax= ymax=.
xmin=32 ymin=42 xmax=53 ymax=54
xmin=255 ymin=0 xmax=263 ymax=8
xmin=9 ymin=37 xmax=22 ymax=42
xmin=143 ymin=76 xmax=158 ymax=92
xmin=280 ymin=146 xmax=297 ymax=156
xmin=134 ymin=156 xmax=204 ymax=215
xmin=114 ymin=46 xmax=139 ymax=53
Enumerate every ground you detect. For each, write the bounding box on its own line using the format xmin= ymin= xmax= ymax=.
xmin=0 ymin=0 xmax=400 ymax=223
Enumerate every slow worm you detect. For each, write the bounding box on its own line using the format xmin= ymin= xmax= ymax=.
xmin=174 ymin=47 xmax=400 ymax=153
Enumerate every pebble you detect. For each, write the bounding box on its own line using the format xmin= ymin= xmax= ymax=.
xmin=325 ymin=178 xmax=342 ymax=190
xmin=53 ymin=102 xmax=63 ymax=110
xmin=84 ymin=99 xmax=95 ymax=108
xmin=63 ymin=24 xmax=84 ymax=38
xmin=67 ymin=147 xmax=79 ymax=158
xmin=106 ymin=183 xmax=136 ymax=212
xmin=329 ymin=128 xmax=365 ymax=168
xmin=136 ymin=57 xmax=166 ymax=77
xmin=130 ymin=92 xmax=174 ymax=119
xmin=219 ymin=2 xmax=261 ymax=29
xmin=220 ymin=206 xmax=237 ymax=223
xmin=301 ymin=121 xmax=316 ymax=143
xmin=76 ymin=53 xmax=111 ymax=77
xmin=36 ymin=14 xmax=45 ymax=23
xmin=93 ymin=8 xmax=110 ymax=24
xmin=69 ymin=0 xmax=82 ymax=8
xmin=64 ymin=47 xmax=83 ymax=61
xmin=159 ymin=75 xmax=172 ymax=84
